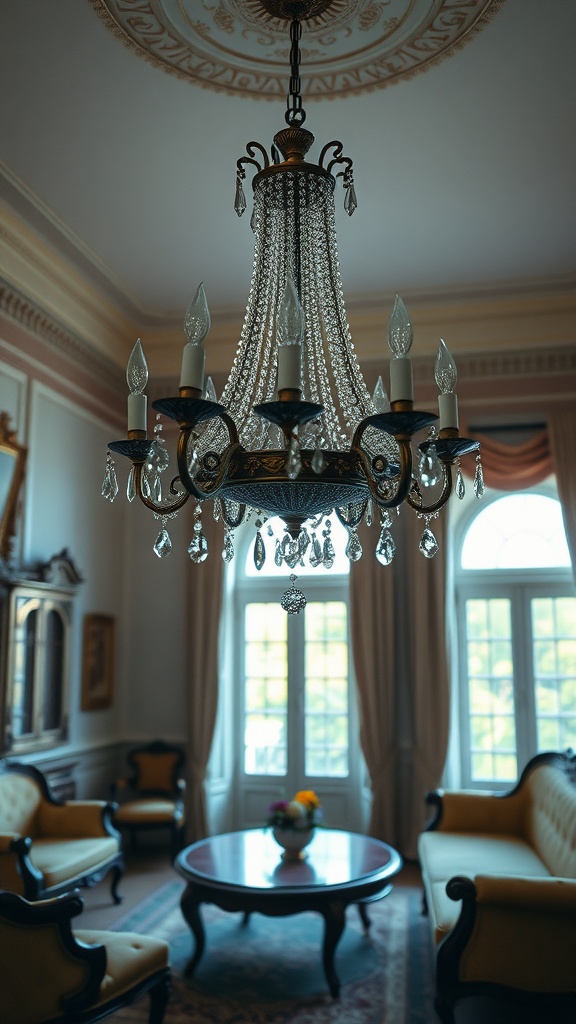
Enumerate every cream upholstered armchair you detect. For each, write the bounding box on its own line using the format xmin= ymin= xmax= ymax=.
xmin=111 ymin=740 xmax=186 ymax=860
xmin=0 ymin=760 xmax=124 ymax=902
xmin=0 ymin=888 xmax=170 ymax=1024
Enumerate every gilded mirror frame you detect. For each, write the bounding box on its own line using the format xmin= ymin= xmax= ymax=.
xmin=0 ymin=413 xmax=27 ymax=563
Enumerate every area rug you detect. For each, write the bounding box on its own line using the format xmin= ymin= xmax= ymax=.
xmin=110 ymin=878 xmax=436 ymax=1023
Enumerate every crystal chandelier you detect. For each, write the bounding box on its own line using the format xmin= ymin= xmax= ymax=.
xmin=102 ymin=0 xmax=483 ymax=613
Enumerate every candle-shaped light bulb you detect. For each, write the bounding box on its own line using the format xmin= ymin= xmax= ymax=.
xmin=277 ymin=276 xmax=304 ymax=393
xmin=388 ymin=294 xmax=413 ymax=356
xmin=126 ymin=338 xmax=148 ymax=432
xmin=388 ymin=293 xmax=414 ymax=402
xmin=180 ymin=282 xmax=210 ymax=390
xmin=435 ymin=338 xmax=459 ymax=430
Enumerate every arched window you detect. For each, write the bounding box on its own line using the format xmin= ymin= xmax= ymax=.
xmin=455 ymin=488 xmax=576 ymax=787
xmin=229 ymin=516 xmax=365 ymax=830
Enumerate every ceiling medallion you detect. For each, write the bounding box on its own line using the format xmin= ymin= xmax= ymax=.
xmin=90 ymin=0 xmax=505 ymax=99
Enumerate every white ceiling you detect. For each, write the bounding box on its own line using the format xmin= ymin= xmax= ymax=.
xmin=1 ymin=0 xmax=576 ymax=335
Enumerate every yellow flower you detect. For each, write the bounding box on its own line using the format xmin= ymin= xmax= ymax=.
xmin=294 ymin=789 xmax=321 ymax=811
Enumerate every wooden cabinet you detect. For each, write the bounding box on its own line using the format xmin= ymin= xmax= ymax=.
xmin=1 ymin=551 xmax=82 ymax=756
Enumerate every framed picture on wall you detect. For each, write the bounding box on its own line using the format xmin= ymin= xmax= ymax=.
xmin=81 ymin=614 xmax=115 ymax=710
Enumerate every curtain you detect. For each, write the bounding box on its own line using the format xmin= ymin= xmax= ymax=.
xmin=185 ymin=510 xmax=224 ymax=842
xmin=460 ymin=424 xmax=552 ymax=490
xmin=403 ymin=512 xmax=450 ymax=858
xmin=350 ymin=511 xmax=450 ymax=858
xmin=350 ymin=519 xmax=398 ymax=844
xmin=548 ymin=410 xmax=576 ymax=583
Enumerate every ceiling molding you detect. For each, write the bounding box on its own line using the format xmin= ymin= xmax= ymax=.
xmin=89 ymin=0 xmax=505 ymax=99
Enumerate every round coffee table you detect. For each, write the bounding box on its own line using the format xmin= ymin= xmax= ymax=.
xmin=175 ymin=827 xmax=402 ymax=997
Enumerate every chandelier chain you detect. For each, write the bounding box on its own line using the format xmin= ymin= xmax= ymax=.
xmin=286 ymin=19 xmax=305 ymax=127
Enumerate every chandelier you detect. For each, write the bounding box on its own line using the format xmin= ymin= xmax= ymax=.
xmin=102 ymin=0 xmax=483 ymax=613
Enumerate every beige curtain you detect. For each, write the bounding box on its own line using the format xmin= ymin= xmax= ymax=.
xmin=350 ymin=509 xmax=451 ymax=858
xmin=185 ymin=510 xmax=224 ymax=842
xmin=548 ymin=410 xmax=576 ymax=583
xmin=350 ymin=519 xmax=397 ymax=844
xmin=403 ymin=512 xmax=450 ymax=857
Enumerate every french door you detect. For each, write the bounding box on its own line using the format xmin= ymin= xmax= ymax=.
xmin=233 ymin=576 xmax=363 ymax=831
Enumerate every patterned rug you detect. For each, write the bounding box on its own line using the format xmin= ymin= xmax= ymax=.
xmin=110 ymin=879 xmax=436 ymax=1023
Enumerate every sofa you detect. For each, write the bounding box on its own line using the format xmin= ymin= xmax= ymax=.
xmin=418 ymin=749 xmax=576 ymax=1023
xmin=0 ymin=760 xmax=124 ymax=902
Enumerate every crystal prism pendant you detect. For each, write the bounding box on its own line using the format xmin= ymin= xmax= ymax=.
xmin=188 ymin=450 xmax=201 ymax=479
xmin=376 ymin=528 xmax=396 ymax=566
xmin=456 ymin=467 xmax=466 ymax=499
xmin=311 ymin=447 xmax=326 ymax=474
xmin=419 ymin=448 xmax=441 ymax=488
xmin=372 ymin=376 xmax=390 ymax=413
xmin=154 ymin=527 xmax=172 ymax=558
xmin=298 ymin=528 xmax=310 ymax=561
xmin=188 ymin=530 xmax=209 ymax=563
xmin=253 ymin=530 xmax=266 ymax=571
xmin=322 ymin=535 xmax=335 ymax=569
xmin=286 ymin=438 xmax=302 ymax=480
xmin=365 ymin=499 xmax=374 ymax=526
xmin=126 ymin=466 xmax=136 ymax=503
xmin=344 ymin=182 xmax=357 ymax=216
xmin=222 ymin=530 xmax=235 ymax=563
xmin=285 ymin=540 xmax=300 ymax=570
xmin=203 ymin=376 xmax=217 ymax=403
xmin=280 ymin=575 xmax=307 ymax=615
xmin=101 ymin=453 xmax=118 ymax=502
xmin=152 ymin=439 xmax=169 ymax=472
xmin=473 ymin=457 xmax=485 ymax=498
xmin=309 ymin=533 xmax=323 ymax=568
xmin=345 ymin=529 xmax=362 ymax=562
xmin=234 ymin=179 xmax=246 ymax=217
xmin=380 ymin=509 xmax=392 ymax=530
xmin=274 ymin=539 xmax=283 ymax=567
xmin=419 ymin=526 xmax=439 ymax=559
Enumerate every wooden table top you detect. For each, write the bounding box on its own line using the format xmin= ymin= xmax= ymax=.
xmin=176 ymin=827 xmax=401 ymax=894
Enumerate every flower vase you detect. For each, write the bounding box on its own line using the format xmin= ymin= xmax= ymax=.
xmin=272 ymin=827 xmax=315 ymax=861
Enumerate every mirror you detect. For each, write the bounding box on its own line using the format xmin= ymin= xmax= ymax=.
xmin=0 ymin=413 xmax=27 ymax=563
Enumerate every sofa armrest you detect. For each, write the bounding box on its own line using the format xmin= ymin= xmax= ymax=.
xmin=437 ymin=875 xmax=576 ymax=1003
xmin=37 ymin=800 xmax=121 ymax=840
xmin=424 ymin=788 xmax=526 ymax=836
xmin=0 ymin=890 xmax=106 ymax=1021
xmin=0 ymin=831 xmax=21 ymax=852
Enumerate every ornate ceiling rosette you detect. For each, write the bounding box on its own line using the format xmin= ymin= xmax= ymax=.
xmin=89 ymin=0 xmax=505 ymax=99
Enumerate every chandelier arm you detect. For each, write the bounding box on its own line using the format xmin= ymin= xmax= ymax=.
xmin=405 ymin=463 xmax=453 ymax=516
xmin=132 ymin=463 xmax=191 ymax=516
xmin=352 ymin=438 xmax=414 ymax=510
xmin=175 ymin=429 xmax=241 ymax=501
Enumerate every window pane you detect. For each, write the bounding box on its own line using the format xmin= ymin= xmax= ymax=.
xmin=44 ymin=610 xmax=64 ymax=732
xmin=12 ymin=603 xmax=37 ymax=739
xmin=304 ymin=602 xmax=349 ymax=777
xmin=244 ymin=604 xmax=287 ymax=775
xmin=461 ymin=495 xmax=571 ymax=570
xmin=465 ymin=599 xmax=517 ymax=781
xmin=532 ymin=597 xmax=576 ymax=753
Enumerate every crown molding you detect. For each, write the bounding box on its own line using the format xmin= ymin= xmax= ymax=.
xmin=2 ymin=186 xmax=575 ymax=384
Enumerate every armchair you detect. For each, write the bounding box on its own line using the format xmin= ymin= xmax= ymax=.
xmin=0 ymin=760 xmax=124 ymax=902
xmin=111 ymin=740 xmax=186 ymax=860
xmin=0 ymin=889 xmax=170 ymax=1024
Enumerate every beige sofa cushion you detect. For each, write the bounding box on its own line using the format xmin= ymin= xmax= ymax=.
xmin=75 ymin=928 xmax=169 ymax=1006
xmin=525 ymin=765 xmax=576 ymax=879
xmin=30 ymin=837 xmax=120 ymax=888
xmin=115 ymin=799 xmax=179 ymax=824
xmin=0 ymin=775 xmax=42 ymax=836
xmin=418 ymin=831 xmax=551 ymax=942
